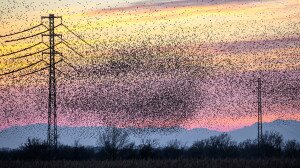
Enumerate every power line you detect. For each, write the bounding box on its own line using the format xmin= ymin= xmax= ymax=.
xmin=5 ymin=24 xmax=62 ymax=43
xmin=42 ymin=23 xmax=93 ymax=48
xmin=61 ymin=24 xmax=93 ymax=48
xmin=55 ymin=68 xmax=72 ymax=79
xmin=0 ymin=42 xmax=43 ymax=57
xmin=41 ymin=59 xmax=71 ymax=77
xmin=59 ymin=37 xmax=85 ymax=58
xmin=0 ymin=60 xmax=43 ymax=77
xmin=12 ymin=66 xmax=49 ymax=79
xmin=12 ymin=47 xmax=49 ymax=60
xmin=5 ymin=29 xmax=49 ymax=43
xmin=12 ymin=42 xmax=61 ymax=60
xmin=0 ymin=24 xmax=42 ymax=38
xmin=1 ymin=14 xmax=90 ymax=153
xmin=12 ymin=59 xmax=63 ymax=79
xmin=56 ymin=53 xmax=81 ymax=72
xmin=62 ymin=59 xmax=81 ymax=72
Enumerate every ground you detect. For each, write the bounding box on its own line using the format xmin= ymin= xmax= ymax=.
xmin=1 ymin=159 xmax=300 ymax=168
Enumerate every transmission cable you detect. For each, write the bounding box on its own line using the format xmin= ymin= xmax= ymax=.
xmin=12 ymin=42 xmax=61 ymax=60
xmin=41 ymin=59 xmax=70 ymax=77
xmin=5 ymin=24 xmax=62 ymax=43
xmin=0 ymin=24 xmax=42 ymax=38
xmin=57 ymin=53 xmax=81 ymax=71
xmin=12 ymin=59 xmax=63 ymax=79
xmin=12 ymin=48 xmax=49 ymax=60
xmin=61 ymin=24 xmax=93 ymax=48
xmin=62 ymin=59 xmax=80 ymax=72
xmin=59 ymin=37 xmax=85 ymax=58
xmin=12 ymin=66 xmax=49 ymax=79
xmin=5 ymin=29 xmax=49 ymax=43
xmin=0 ymin=42 xmax=43 ymax=57
xmin=0 ymin=60 xmax=43 ymax=77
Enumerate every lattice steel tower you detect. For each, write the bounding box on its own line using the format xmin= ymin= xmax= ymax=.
xmin=1 ymin=13 xmax=90 ymax=150
xmin=257 ymin=78 xmax=263 ymax=147
xmin=42 ymin=14 xmax=61 ymax=148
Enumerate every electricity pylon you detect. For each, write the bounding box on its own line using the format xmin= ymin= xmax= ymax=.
xmin=257 ymin=78 xmax=263 ymax=148
xmin=42 ymin=14 xmax=61 ymax=149
xmin=0 ymin=14 xmax=91 ymax=150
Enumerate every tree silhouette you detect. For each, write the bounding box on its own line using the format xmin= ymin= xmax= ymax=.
xmin=97 ymin=127 xmax=129 ymax=160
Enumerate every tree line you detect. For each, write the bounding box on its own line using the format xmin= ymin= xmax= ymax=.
xmin=0 ymin=127 xmax=300 ymax=160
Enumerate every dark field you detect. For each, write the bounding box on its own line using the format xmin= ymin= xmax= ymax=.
xmin=1 ymin=159 xmax=300 ymax=168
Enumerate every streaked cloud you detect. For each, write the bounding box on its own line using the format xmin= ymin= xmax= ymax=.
xmin=0 ymin=0 xmax=300 ymax=131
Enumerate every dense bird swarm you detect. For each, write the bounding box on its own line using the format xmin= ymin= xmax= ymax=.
xmin=0 ymin=0 xmax=299 ymax=137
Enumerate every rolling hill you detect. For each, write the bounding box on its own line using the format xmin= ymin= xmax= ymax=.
xmin=1 ymin=120 xmax=299 ymax=149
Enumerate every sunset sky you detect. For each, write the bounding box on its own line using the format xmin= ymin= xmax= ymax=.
xmin=0 ymin=0 xmax=300 ymax=131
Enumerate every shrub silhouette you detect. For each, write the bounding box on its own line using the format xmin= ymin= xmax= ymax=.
xmin=189 ymin=133 xmax=238 ymax=158
xmin=238 ymin=139 xmax=258 ymax=158
xmin=138 ymin=139 xmax=159 ymax=159
xmin=19 ymin=138 xmax=49 ymax=160
xmin=162 ymin=140 xmax=185 ymax=159
xmin=260 ymin=131 xmax=283 ymax=157
xmin=97 ymin=127 xmax=130 ymax=160
xmin=1 ymin=131 xmax=300 ymax=160
xmin=284 ymin=140 xmax=300 ymax=158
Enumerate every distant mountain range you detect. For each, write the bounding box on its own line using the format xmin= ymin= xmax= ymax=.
xmin=1 ymin=120 xmax=299 ymax=149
